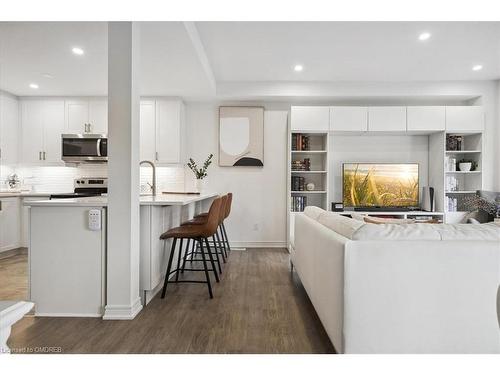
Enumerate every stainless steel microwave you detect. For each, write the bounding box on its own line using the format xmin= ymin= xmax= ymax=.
xmin=61 ymin=134 xmax=107 ymax=163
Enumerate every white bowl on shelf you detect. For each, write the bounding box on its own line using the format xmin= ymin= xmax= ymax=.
xmin=458 ymin=162 xmax=472 ymax=172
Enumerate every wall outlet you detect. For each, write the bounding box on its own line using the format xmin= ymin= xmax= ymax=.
xmin=88 ymin=209 xmax=101 ymax=231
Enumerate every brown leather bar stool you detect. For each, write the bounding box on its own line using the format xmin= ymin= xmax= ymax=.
xmin=180 ymin=195 xmax=228 ymax=274
xmin=159 ymin=196 xmax=222 ymax=299
xmin=188 ymin=193 xmax=232 ymax=256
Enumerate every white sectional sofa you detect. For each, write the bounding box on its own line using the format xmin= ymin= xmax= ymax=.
xmin=291 ymin=207 xmax=500 ymax=353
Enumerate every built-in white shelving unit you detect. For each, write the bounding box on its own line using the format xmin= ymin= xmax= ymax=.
xmin=287 ymin=105 xmax=485 ymax=249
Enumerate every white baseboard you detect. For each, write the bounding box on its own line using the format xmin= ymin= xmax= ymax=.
xmin=34 ymin=312 xmax=102 ymax=318
xmin=103 ymin=297 xmax=143 ymax=320
xmin=230 ymin=241 xmax=287 ymax=248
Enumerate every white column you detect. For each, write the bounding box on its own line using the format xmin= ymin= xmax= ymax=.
xmin=103 ymin=22 xmax=142 ymax=320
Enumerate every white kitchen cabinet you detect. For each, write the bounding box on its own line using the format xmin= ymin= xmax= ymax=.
xmin=65 ymin=98 xmax=107 ymax=134
xmin=0 ymin=93 xmax=19 ymax=165
xmin=407 ymin=106 xmax=445 ymax=132
xmin=0 ymin=197 xmax=21 ymax=252
xmin=21 ymin=101 xmax=44 ymax=163
xmin=330 ymin=106 xmax=368 ymax=131
xmin=21 ymin=100 xmax=64 ymax=164
xmin=291 ymin=106 xmax=330 ymax=131
xmin=43 ymin=101 xmax=65 ymax=162
xmin=368 ymin=106 xmax=407 ymax=132
xmin=140 ymin=100 xmax=156 ymax=161
xmin=445 ymin=106 xmax=484 ymax=132
xmin=88 ymin=99 xmax=108 ymax=133
xmin=155 ymin=99 xmax=185 ymax=164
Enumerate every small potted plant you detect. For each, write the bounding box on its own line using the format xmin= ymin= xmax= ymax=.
xmin=458 ymin=159 xmax=478 ymax=172
xmin=187 ymin=154 xmax=213 ymax=193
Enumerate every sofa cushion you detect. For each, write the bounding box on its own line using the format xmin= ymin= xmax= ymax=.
xmin=363 ymin=216 xmax=416 ymax=224
xmin=434 ymin=222 xmax=500 ymax=241
xmin=317 ymin=212 xmax=365 ymax=239
xmin=352 ymin=223 xmax=442 ymax=241
xmin=303 ymin=206 xmax=326 ymax=221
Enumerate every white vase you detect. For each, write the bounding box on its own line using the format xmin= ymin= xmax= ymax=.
xmin=195 ymin=179 xmax=205 ymax=193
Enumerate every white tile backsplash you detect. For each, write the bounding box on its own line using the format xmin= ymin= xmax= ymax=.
xmin=8 ymin=164 xmax=186 ymax=193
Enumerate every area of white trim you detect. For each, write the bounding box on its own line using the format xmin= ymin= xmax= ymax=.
xmin=183 ymin=22 xmax=217 ymax=95
xmin=34 ymin=312 xmax=102 ymax=318
xmin=230 ymin=241 xmax=286 ymax=248
xmin=102 ymin=297 xmax=143 ymax=320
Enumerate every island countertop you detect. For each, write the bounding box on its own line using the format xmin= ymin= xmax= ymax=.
xmin=24 ymin=192 xmax=219 ymax=207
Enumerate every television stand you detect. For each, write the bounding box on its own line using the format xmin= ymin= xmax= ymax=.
xmin=354 ymin=206 xmax=412 ymax=212
xmin=342 ymin=210 xmax=445 ymax=223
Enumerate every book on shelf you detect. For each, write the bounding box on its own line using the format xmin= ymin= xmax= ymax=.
xmin=291 ymin=158 xmax=311 ymax=171
xmin=291 ymin=134 xmax=310 ymax=151
xmin=290 ymin=196 xmax=307 ymax=212
xmin=291 ymin=176 xmax=306 ymax=191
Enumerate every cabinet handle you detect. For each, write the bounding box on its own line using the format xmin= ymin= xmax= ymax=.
xmin=39 ymin=151 xmax=42 ymax=160
xmin=43 ymin=151 xmax=46 ymax=160
xmin=89 ymin=123 xmax=92 ymax=133
xmin=155 ymin=152 xmax=159 ymax=161
xmin=0 ymin=200 xmax=2 ymax=211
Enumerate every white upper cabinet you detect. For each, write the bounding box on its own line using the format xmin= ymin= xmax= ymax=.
xmin=407 ymin=106 xmax=445 ymax=132
xmin=0 ymin=93 xmax=19 ymax=165
xmin=43 ymin=101 xmax=65 ymax=162
xmin=21 ymin=100 xmax=45 ymax=163
xmin=88 ymin=99 xmax=108 ymax=133
xmin=21 ymin=100 xmax=65 ymax=164
xmin=445 ymin=106 xmax=484 ymax=132
xmin=368 ymin=106 xmax=407 ymax=132
xmin=65 ymin=100 xmax=89 ymax=133
xmin=155 ymin=99 xmax=185 ymax=164
xmin=291 ymin=106 xmax=330 ymax=131
xmin=330 ymin=106 xmax=368 ymax=131
xmin=65 ymin=98 xmax=107 ymax=134
xmin=140 ymin=100 xmax=156 ymax=162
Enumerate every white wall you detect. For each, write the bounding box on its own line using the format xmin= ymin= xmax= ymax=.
xmin=330 ymin=135 xmax=429 ymax=203
xmin=185 ymin=103 xmax=288 ymax=248
xmin=496 ymin=79 xmax=500 ymax=191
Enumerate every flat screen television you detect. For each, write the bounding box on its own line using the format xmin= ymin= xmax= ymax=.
xmin=342 ymin=163 xmax=419 ymax=209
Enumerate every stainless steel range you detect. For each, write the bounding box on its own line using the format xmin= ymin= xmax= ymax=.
xmin=49 ymin=178 xmax=108 ymax=199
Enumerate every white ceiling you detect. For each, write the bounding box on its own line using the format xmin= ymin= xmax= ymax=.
xmin=197 ymin=22 xmax=500 ymax=82
xmin=0 ymin=21 xmax=499 ymax=98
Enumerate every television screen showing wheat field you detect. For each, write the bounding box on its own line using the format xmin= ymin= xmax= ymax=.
xmin=343 ymin=163 xmax=419 ymax=207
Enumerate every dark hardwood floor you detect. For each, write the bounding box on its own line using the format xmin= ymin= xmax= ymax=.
xmin=0 ymin=249 xmax=28 ymax=301
xmin=4 ymin=248 xmax=335 ymax=354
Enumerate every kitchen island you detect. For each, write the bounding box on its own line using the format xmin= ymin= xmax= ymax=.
xmin=25 ymin=192 xmax=218 ymax=317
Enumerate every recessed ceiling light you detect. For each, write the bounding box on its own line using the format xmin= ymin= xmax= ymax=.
xmin=294 ymin=64 xmax=303 ymax=72
xmin=418 ymin=32 xmax=431 ymax=41
xmin=472 ymin=64 xmax=483 ymax=71
xmin=42 ymin=73 xmax=54 ymax=79
xmin=72 ymin=47 xmax=84 ymax=55
xmin=29 ymin=83 xmax=39 ymax=89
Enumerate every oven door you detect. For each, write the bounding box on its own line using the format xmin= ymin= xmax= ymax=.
xmin=61 ymin=134 xmax=108 ymax=163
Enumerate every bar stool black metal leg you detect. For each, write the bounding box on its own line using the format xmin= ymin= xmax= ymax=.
xmin=161 ymin=238 xmax=177 ymax=299
xmin=175 ymin=238 xmax=183 ymax=281
xmin=215 ymin=231 xmax=226 ymax=263
xmin=218 ymin=227 xmax=228 ymax=258
xmin=221 ymin=222 xmax=231 ymax=252
xmin=181 ymin=238 xmax=190 ymax=273
xmin=210 ymin=236 xmax=223 ymax=275
xmin=189 ymin=239 xmax=196 ymax=264
xmin=204 ymin=238 xmax=220 ymax=282
xmin=199 ymin=238 xmax=213 ymax=299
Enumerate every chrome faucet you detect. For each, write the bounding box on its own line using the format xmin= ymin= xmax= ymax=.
xmin=140 ymin=160 xmax=156 ymax=196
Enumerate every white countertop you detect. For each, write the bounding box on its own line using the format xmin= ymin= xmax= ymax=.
xmin=0 ymin=191 xmax=56 ymax=198
xmin=24 ymin=192 xmax=219 ymax=207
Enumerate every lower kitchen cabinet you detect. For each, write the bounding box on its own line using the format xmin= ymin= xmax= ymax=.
xmin=0 ymin=197 xmax=21 ymax=252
